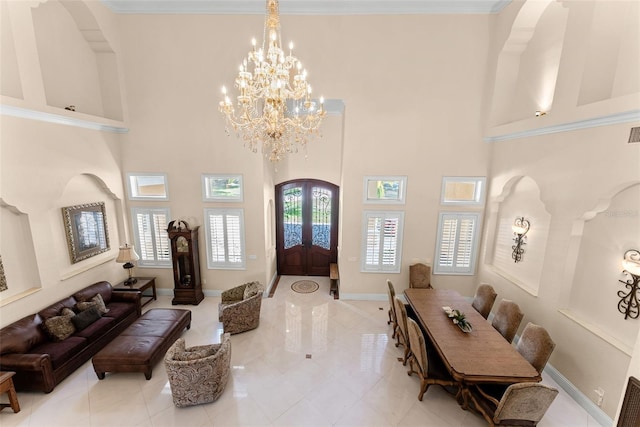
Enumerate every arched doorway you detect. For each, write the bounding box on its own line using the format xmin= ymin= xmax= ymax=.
xmin=276 ymin=179 xmax=339 ymax=276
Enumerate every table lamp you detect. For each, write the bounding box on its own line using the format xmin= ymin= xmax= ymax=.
xmin=116 ymin=244 xmax=140 ymax=285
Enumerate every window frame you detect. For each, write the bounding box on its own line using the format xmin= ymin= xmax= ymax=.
xmin=433 ymin=211 xmax=482 ymax=275
xmin=363 ymin=176 xmax=407 ymax=205
xmin=360 ymin=210 xmax=405 ymax=273
xmin=204 ymin=208 xmax=246 ymax=270
xmin=126 ymin=173 xmax=169 ymax=201
xmin=130 ymin=207 xmax=172 ymax=268
xmin=440 ymin=176 xmax=486 ymax=206
xmin=201 ymin=174 xmax=244 ymax=202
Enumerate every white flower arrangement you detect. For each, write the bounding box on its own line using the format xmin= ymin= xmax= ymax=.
xmin=442 ymin=306 xmax=473 ymax=332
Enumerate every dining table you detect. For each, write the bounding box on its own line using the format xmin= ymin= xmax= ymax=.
xmin=403 ymin=288 xmax=540 ymax=407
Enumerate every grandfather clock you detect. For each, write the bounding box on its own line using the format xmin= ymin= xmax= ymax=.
xmin=167 ymin=220 xmax=204 ymax=305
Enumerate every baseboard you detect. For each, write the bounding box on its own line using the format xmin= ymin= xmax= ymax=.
xmin=544 ymin=364 xmax=613 ymax=427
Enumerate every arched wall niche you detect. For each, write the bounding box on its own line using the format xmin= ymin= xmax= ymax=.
xmin=563 ymin=182 xmax=640 ymax=354
xmin=55 ymin=173 xmax=124 ymax=280
xmin=489 ymin=0 xmax=568 ymax=125
xmin=0 ymin=199 xmax=41 ymax=306
xmin=31 ymin=0 xmax=123 ymax=120
xmin=487 ymin=175 xmax=551 ymax=296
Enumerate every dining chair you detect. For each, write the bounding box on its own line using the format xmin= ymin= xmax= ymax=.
xmin=406 ymin=317 xmax=456 ymax=401
xmin=387 ymin=280 xmax=398 ymax=339
xmin=409 ymin=263 xmax=432 ymax=289
xmin=516 ymin=323 xmax=555 ymax=374
xmin=491 ymin=299 xmax=524 ymax=343
xmin=393 ymin=296 xmax=411 ymax=365
xmin=468 ymin=382 xmax=559 ymax=427
xmin=471 ymin=283 xmax=497 ymax=319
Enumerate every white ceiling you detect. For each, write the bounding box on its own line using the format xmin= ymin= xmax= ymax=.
xmin=99 ymin=0 xmax=512 ymax=15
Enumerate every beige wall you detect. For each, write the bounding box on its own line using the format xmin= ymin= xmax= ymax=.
xmin=1 ymin=0 xmax=639 ymax=421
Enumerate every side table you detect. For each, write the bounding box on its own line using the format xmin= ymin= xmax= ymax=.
xmin=114 ymin=277 xmax=157 ymax=308
xmin=0 ymin=371 xmax=20 ymax=413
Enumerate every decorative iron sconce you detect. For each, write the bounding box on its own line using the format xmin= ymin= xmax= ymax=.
xmin=511 ymin=217 xmax=530 ymax=263
xmin=618 ymin=249 xmax=640 ymax=320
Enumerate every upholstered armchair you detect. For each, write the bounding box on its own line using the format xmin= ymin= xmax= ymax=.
xmin=218 ymin=281 xmax=264 ymax=334
xmin=468 ymin=382 xmax=559 ymax=426
xmin=394 ymin=296 xmax=411 ymax=365
xmin=516 ymin=323 xmax=555 ymax=374
xmin=409 ymin=263 xmax=432 ymax=289
xmin=472 ymin=284 xmax=498 ymax=319
xmin=164 ymin=334 xmax=231 ymax=408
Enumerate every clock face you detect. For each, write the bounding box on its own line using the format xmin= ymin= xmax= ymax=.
xmin=176 ymin=236 xmax=189 ymax=253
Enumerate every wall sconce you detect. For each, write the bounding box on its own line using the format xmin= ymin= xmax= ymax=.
xmin=618 ymin=249 xmax=640 ymax=320
xmin=535 ymin=110 xmax=547 ymax=117
xmin=116 ymin=243 xmax=140 ymax=285
xmin=511 ymin=217 xmax=530 ymax=263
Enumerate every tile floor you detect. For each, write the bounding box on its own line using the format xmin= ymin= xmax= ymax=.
xmin=0 ymin=276 xmax=601 ymax=426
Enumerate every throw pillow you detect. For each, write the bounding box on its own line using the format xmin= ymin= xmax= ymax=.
xmin=90 ymin=293 xmax=109 ymax=314
xmin=71 ymin=306 xmax=102 ymax=331
xmin=60 ymin=307 xmax=75 ymax=317
xmin=75 ymin=301 xmax=97 ymax=312
xmin=43 ymin=315 xmax=76 ymax=341
xmin=243 ymin=281 xmax=262 ymax=299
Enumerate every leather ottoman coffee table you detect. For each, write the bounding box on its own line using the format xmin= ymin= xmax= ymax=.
xmin=92 ymin=309 xmax=191 ymax=380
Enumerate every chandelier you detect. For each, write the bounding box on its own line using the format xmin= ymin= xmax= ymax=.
xmin=219 ymin=0 xmax=325 ymax=162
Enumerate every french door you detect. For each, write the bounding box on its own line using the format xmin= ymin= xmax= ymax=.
xmin=276 ymin=179 xmax=339 ymax=276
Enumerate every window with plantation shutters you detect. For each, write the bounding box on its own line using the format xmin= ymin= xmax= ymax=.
xmin=361 ymin=211 xmax=404 ymax=273
xmin=204 ymin=208 xmax=245 ymax=269
xmin=131 ymin=207 xmax=171 ymax=267
xmin=434 ymin=212 xmax=481 ymax=275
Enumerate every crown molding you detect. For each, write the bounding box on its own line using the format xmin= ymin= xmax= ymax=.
xmin=99 ymin=0 xmax=511 ymax=15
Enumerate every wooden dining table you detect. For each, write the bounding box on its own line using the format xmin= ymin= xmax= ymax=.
xmin=404 ymin=288 xmax=540 ymax=406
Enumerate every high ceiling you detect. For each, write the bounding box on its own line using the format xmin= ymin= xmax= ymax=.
xmin=99 ymin=0 xmax=512 ymax=15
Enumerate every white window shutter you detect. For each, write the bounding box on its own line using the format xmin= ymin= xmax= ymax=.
xmin=434 ymin=212 xmax=480 ymax=275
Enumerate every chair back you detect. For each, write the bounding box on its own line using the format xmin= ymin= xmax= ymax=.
xmin=394 ymin=296 xmax=409 ymax=345
xmin=491 ymin=299 xmax=524 ymax=343
xmin=406 ymin=317 xmax=428 ymax=375
xmin=472 ymin=283 xmax=497 ymax=319
xmin=409 ymin=263 xmax=432 ymax=288
xmin=516 ymin=323 xmax=555 ymax=374
xmin=387 ymin=280 xmax=397 ymax=322
xmin=494 ymin=383 xmax=558 ymax=425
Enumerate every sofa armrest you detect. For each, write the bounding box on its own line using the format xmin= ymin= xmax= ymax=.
xmin=0 ymin=353 xmax=53 ymax=372
xmin=111 ymin=290 xmax=142 ymax=316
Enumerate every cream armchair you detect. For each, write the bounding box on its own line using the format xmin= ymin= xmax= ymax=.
xmin=164 ymin=334 xmax=231 ymax=407
xmin=218 ymin=281 xmax=264 ymax=334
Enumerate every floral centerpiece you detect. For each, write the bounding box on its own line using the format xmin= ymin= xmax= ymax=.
xmin=442 ymin=306 xmax=473 ymax=333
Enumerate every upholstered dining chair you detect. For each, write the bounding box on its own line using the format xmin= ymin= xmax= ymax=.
xmin=393 ymin=296 xmax=411 ymax=365
xmin=468 ymin=382 xmax=559 ymax=427
xmin=387 ymin=280 xmax=398 ymax=339
xmin=471 ymin=283 xmax=497 ymax=319
xmin=409 ymin=263 xmax=432 ymax=289
xmin=516 ymin=323 xmax=555 ymax=374
xmin=491 ymin=299 xmax=524 ymax=343
xmin=164 ymin=334 xmax=231 ymax=407
xmin=218 ymin=281 xmax=264 ymax=334
xmin=406 ymin=317 xmax=457 ymax=401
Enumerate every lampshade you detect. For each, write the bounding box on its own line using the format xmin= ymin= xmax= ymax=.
xmin=116 ymin=244 xmax=139 ymax=263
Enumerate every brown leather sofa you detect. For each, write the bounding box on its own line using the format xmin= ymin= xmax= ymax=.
xmin=0 ymin=281 xmax=141 ymax=393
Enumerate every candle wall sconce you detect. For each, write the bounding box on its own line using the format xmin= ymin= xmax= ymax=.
xmin=511 ymin=217 xmax=530 ymax=263
xmin=618 ymin=249 xmax=640 ymax=320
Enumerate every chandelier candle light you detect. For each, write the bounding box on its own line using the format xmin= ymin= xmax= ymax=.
xmin=219 ymin=0 xmax=326 ymax=162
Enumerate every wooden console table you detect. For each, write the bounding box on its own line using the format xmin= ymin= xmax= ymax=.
xmin=114 ymin=277 xmax=157 ymax=308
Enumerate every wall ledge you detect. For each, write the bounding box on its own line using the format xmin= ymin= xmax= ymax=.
xmin=484 ymin=109 xmax=640 ymax=143
xmin=0 ymin=103 xmax=128 ymax=134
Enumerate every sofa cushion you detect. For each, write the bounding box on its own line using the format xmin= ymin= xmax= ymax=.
xmin=74 ymin=281 xmax=112 ymax=305
xmin=72 ymin=316 xmax=116 ymax=342
xmin=38 ymin=297 xmax=77 ymax=321
xmin=102 ymin=301 xmax=136 ymax=321
xmin=30 ymin=337 xmax=87 ymax=369
xmin=71 ymin=306 xmax=102 ymax=331
xmin=43 ymin=315 xmax=76 ymax=342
